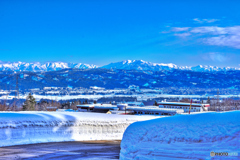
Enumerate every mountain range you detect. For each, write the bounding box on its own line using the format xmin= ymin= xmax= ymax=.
xmin=0 ymin=60 xmax=239 ymax=72
xmin=1 ymin=66 xmax=239 ymax=92
xmin=102 ymin=60 xmax=240 ymax=72
xmin=0 ymin=62 xmax=98 ymax=72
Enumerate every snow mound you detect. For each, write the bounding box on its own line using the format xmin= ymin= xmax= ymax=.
xmin=120 ymin=111 xmax=240 ymax=159
xmin=0 ymin=112 xmax=157 ymax=147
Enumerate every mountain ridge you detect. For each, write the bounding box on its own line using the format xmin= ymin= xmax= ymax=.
xmin=101 ymin=60 xmax=240 ymax=72
xmin=0 ymin=60 xmax=239 ymax=72
xmin=0 ymin=62 xmax=98 ymax=72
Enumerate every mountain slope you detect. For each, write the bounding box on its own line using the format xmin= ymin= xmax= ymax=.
xmin=0 ymin=62 xmax=98 ymax=72
xmin=1 ymin=68 xmax=240 ymax=91
xmin=102 ymin=60 xmax=239 ymax=72
xmin=101 ymin=60 xmax=184 ymax=71
xmin=0 ymin=60 xmax=239 ymax=72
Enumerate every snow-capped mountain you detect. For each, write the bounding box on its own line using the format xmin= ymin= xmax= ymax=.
xmin=0 ymin=62 xmax=98 ymax=72
xmin=190 ymin=65 xmax=240 ymax=72
xmin=102 ymin=60 xmax=240 ymax=72
xmin=101 ymin=60 xmax=189 ymax=71
xmin=0 ymin=60 xmax=239 ymax=72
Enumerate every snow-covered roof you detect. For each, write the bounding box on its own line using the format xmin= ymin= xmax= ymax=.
xmin=76 ymin=104 xmax=118 ymax=110
xmin=126 ymin=102 xmax=144 ymax=105
xmin=76 ymin=104 xmax=94 ymax=108
xmin=94 ymin=105 xmax=118 ymax=110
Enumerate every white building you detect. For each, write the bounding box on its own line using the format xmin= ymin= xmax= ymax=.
xmin=126 ymin=102 xmax=145 ymax=107
xmin=127 ymin=106 xmax=184 ymax=115
xmin=76 ymin=104 xmax=132 ymax=114
xmin=90 ymin=86 xmax=105 ymax=90
xmin=158 ymin=102 xmax=210 ymax=113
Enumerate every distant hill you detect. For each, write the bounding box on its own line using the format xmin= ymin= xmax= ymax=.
xmin=1 ymin=68 xmax=240 ymax=91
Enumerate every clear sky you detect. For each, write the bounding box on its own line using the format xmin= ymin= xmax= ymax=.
xmin=0 ymin=0 xmax=240 ymax=67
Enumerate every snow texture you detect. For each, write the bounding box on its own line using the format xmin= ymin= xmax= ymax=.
xmin=120 ymin=111 xmax=240 ymax=159
xmin=0 ymin=112 xmax=157 ymax=147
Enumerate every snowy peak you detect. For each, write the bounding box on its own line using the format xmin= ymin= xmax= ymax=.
xmin=0 ymin=60 xmax=239 ymax=72
xmin=102 ymin=60 xmax=240 ymax=72
xmin=0 ymin=62 xmax=98 ymax=72
xmin=191 ymin=65 xmax=240 ymax=72
xmin=101 ymin=60 xmax=181 ymax=71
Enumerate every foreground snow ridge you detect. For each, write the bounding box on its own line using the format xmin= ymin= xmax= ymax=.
xmin=0 ymin=112 xmax=157 ymax=147
xmin=120 ymin=111 xmax=240 ymax=160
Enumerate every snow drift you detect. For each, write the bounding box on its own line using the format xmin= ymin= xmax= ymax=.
xmin=0 ymin=112 xmax=157 ymax=147
xmin=120 ymin=111 xmax=240 ymax=160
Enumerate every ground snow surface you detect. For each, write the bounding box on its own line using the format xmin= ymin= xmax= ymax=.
xmin=0 ymin=112 xmax=158 ymax=147
xmin=120 ymin=111 xmax=240 ymax=160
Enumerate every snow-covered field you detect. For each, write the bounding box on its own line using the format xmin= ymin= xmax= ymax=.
xmin=0 ymin=112 xmax=158 ymax=147
xmin=2 ymin=93 xmax=239 ymax=101
xmin=120 ymin=111 xmax=240 ymax=160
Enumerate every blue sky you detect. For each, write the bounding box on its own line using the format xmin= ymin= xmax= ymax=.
xmin=0 ymin=0 xmax=240 ymax=67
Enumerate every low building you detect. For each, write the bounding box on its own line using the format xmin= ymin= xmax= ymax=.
xmin=46 ymin=106 xmax=58 ymax=111
xmin=90 ymin=86 xmax=105 ymax=90
xmin=126 ymin=102 xmax=145 ymax=107
xmin=157 ymin=102 xmax=210 ymax=113
xmin=76 ymin=104 xmax=119 ymax=113
xmin=76 ymin=104 xmax=95 ymax=112
xmin=76 ymin=103 xmax=193 ymax=116
xmin=93 ymin=104 xmax=119 ymax=113
xmin=77 ymin=103 xmax=133 ymax=114
xmin=127 ymin=106 xmax=184 ymax=115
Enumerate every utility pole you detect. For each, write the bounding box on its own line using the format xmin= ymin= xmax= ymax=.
xmin=189 ymin=99 xmax=192 ymax=114
xmin=15 ymin=73 xmax=19 ymax=99
xmin=13 ymin=73 xmax=19 ymax=111
xmin=125 ymin=105 xmax=126 ymax=115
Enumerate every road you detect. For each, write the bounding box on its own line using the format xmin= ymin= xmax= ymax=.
xmin=0 ymin=141 xmax=121 ymax=160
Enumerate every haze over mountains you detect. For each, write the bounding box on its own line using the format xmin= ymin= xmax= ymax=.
xmin=0 ymin=60 xmax=239 ymax=72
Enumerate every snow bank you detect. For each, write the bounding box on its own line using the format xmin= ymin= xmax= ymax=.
xmin=120 ymin=111 xmax=240 ymax=160
xmin=0 ymin=112 xmax=158 ymax=147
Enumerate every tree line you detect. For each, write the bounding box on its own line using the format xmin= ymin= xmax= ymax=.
xmin=1 ymin=94 xmax=240 ymax=112
xmin=0 ymin=93 xmax=89 ymax=111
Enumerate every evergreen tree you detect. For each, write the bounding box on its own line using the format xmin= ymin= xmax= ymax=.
xmin=22 ymin=93 xmax=36 ymax=111
xmin=207 ymin=97 xmax=211 ymax=104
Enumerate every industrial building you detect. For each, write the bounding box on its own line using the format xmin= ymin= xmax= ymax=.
xmin=76 ymin=104 xmax=129 ymax=114
xmin=127 ymin=106 xmax=184 ymax=115
xmin=77 ymin=103 xmax=185 ymax=115
xmin=158 ymin=102 xmax=210 ymax=113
